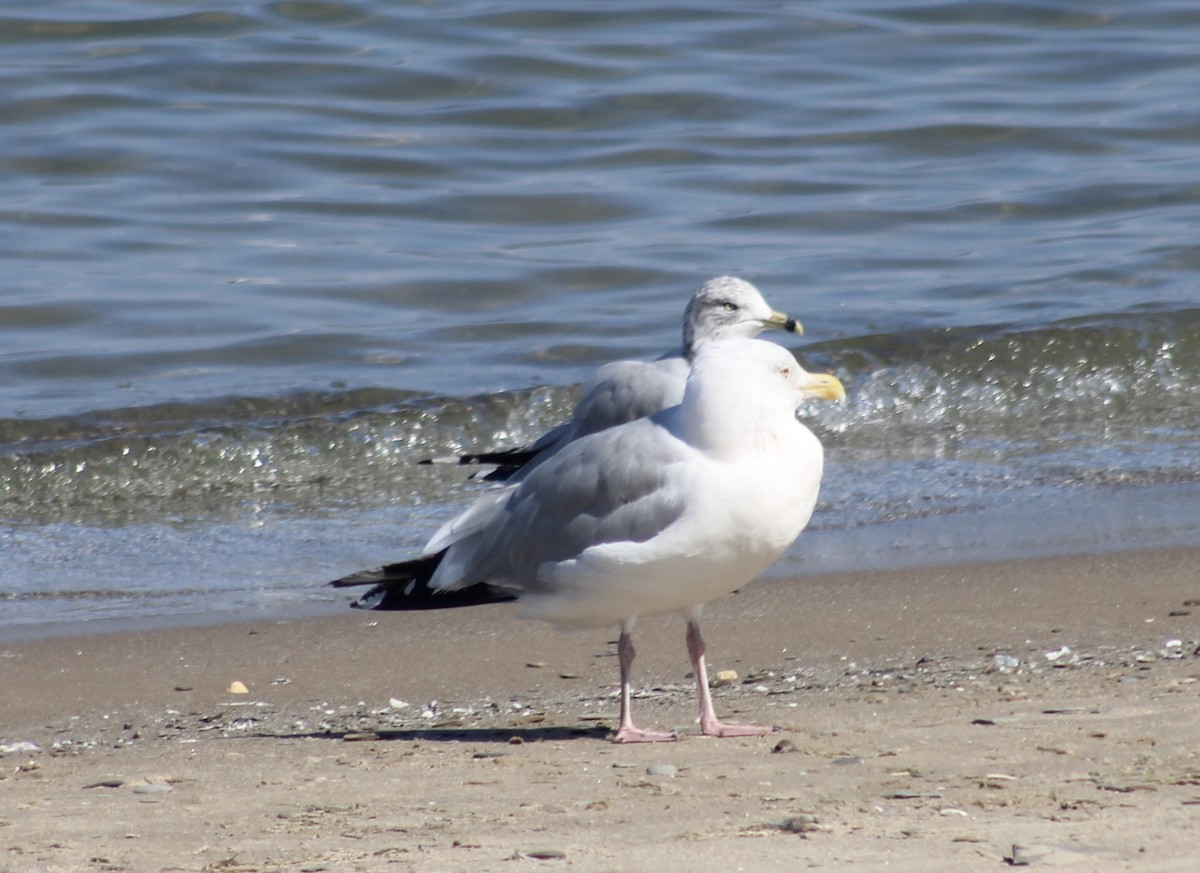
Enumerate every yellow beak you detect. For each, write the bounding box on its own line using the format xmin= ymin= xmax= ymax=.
xmin=802 ymin=373 xmax=846 ymax=402
xmin=764 ymin=310 xmax=803 ymax=336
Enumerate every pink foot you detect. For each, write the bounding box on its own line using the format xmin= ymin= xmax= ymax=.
xmin=700 ymin=720 xmax=780 ymax=739
xmin=612 ymin=725 xmax=679 ymax=744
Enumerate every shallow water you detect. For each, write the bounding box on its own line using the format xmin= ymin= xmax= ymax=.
xmin=3 ymin=1 xmax=1199 ymax=633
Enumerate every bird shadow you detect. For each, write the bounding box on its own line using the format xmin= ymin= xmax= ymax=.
xmin=243 ymin=724 xmax=612 ymax=744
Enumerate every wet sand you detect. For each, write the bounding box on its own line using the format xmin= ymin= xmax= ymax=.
xmin=4 ymin=547 xmax=1200 ymax=871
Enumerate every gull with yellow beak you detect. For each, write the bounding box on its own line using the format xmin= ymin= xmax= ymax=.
xmin=450 ymin=276 xmax=803 ymax=480
xmin=333 ymin=338 xmax=845 ymax=743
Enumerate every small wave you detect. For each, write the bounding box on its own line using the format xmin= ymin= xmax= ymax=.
xmin=2 ymin=309 xmax=1197 ymax=527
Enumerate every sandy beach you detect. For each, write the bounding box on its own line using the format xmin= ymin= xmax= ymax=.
xmin=4 ymin=546 xmax=1200 ymax=872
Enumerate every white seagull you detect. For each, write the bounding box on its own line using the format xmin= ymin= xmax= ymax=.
xmin=334 ymin=337 xmax=844 ymax=743
xmin=446 ymin=276 xmax=802 ymax=480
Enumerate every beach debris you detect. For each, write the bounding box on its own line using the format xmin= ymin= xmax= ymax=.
xmin=133 ymin=783 xmax=173 ymax=795
xmin=772 ymin=739 xmax=798 ymax=753
xmin=388 ymin=697 xmax=410 ymax=709
xmin=709 ymin=669 xmax=738 ymax=688
xmin=980 ymin=773 xmax=1018 ymax=789
xmin=990 ymin=653 xmax=1020 ymax=674
xmin=515 ymin=849 xmax=566 ymax=860
xmin=646 ymin=763 xmax=678 ymax=778
xmin=227 ymin=681 xmax=249 ymax=695
xmin=83 ymin=779 xmax=126 ymax=789
xmin=1043 ymin=646 xmax=1077 ymax=665
xmin=776 ymin=813 xmax=821 ymax=835
xmin=0 ymin=741 xmax=39 ymax=756
xmin=1005 ymin=843 xmax=1043 ymax=866
xmin=1159 ymin=639 xmax=1185 ymax=659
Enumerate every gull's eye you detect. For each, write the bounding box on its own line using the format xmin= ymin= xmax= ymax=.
xmin=779 ymin=366 xmax=791 ymax=379
xmin=721 ymin=301 xmax=738 ymax=312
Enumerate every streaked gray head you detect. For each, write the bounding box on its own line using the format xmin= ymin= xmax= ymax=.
xmin=681 ymin=277 xmax=802 ymax=359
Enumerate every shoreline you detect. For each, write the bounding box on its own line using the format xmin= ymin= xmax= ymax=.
xmin=9 ymin=477 xmax=1200 ymax=645
xmin=4 ymin=546 xmax=1200 ymax=870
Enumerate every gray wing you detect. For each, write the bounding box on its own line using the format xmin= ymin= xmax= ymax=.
xmin=451 ymin=355 xmax=690 ymax=483
xmin=512 ymin=356 xmax=689 ymax=474
xmin=430 ymin=413 xmax=689 ymax=592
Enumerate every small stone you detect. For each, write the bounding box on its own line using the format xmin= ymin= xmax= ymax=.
xmin=526 ymin=661 xmax=548 ymax=669
xmin=778 ymin=813 xmax=820 ymax=834
xmin=1005 ymin=843 xmax=1045 ymax=866
xmin=132 ymin=783 xmax=172 ymax=795
xmin=646 ymin=763 xmax=678 ymax=778
xmin=83 ymin=779 xmax=126 ymax=789
xmin=521 ymin=849 xmax=566 ymax=860
xmin=710 ymin=669 xmax=739 ymax=688
xmin=388 ymin=698 xmax=410 ymax=709
xmin=772 ymin=739 xmax=797 ymax=754
xmin=227 ymin=681 xmax=249 ymax=695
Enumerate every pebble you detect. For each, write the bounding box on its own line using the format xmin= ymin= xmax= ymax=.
xmin=227 ymin=681 xmax=249 ymax=695
xmin=772 ymin=739 xmax=798 ymax=754
xmin=520 ymin=849 xmax=566 ymax=860
xmin=645 ymin=763 xmax=678 ymax=778
xmin=709 ymin=669 xmax=738 ymax=688
xmin=778 ymin=813 xmax=821 ymax=834
xmin=1005 ymin=843 xmax=1043 ymax=866
xmin=83 ymin=779 xmax=126 ymax=789
xmin=133 ymin=783 xmax=173 ymax=795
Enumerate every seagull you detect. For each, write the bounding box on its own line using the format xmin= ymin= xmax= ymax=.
xmin=333 ymin=338 xmax=844 ymax=743
xmin=443 ymin=276 xmax=803 ymax=480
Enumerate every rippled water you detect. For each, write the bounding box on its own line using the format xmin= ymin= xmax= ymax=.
xmin=3 ymin=1 xmax=1199 ymax=634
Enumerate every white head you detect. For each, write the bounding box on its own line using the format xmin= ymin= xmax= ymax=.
xmin=680 ymin=338 xmax=845 ymax=455
xmin=681 ymin=277 xmax=802 ymax=358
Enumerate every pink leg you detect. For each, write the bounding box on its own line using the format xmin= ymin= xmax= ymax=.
xmin=687 ymin=619 xmax=779 ymax=738
xmin=612 ymin=628 xmax=677 ymax=744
